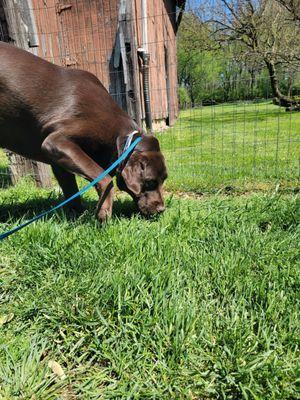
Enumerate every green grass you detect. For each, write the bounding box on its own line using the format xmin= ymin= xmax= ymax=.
xmin=157 ymin=101 xmax=300 ymax=192
xmin=0 ymin=180 xmax=299 ymax=399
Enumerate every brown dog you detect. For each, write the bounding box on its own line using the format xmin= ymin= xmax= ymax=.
xmin=0 ymin=42 xmax=167 ymax=221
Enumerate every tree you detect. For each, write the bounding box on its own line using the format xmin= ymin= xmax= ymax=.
xmin=275 ymin=0 xmax=300 ymax=21
xmin=178 ymin=11 xmax=267 ymax=104
xmin=177 ymin=12 xmax=217 ymax=105
xmin=211 ymin=0 xmax=300 ymax=110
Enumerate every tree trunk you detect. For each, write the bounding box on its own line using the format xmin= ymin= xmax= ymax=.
xmin=265 ymin=59 xmax=300 ymax=111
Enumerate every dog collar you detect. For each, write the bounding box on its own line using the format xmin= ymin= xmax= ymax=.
xmin=118 ymin=130 xmax=140 ymax=172
xmin=123 ymin=130 xmax=139 ymax=154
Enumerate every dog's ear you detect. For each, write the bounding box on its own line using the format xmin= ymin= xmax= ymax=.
xmin=116 ymin=136 xmax=127 ymax=157
xmin=121 ymin=163 xmax=141 ymax=195
xmin=121 ymin=153 xmax=147 ymax=196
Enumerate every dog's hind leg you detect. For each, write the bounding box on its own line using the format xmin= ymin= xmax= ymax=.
xmin=52 ymin=164 xmax=83 ymax=214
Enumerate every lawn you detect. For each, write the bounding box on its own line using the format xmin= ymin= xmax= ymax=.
xmin=158 ymin=101 xmax=300 ymax=192
xmin=0 ymin=180 xmax=299 ymax=399
xmin=0 ymin=102 xmax=299 ymax=398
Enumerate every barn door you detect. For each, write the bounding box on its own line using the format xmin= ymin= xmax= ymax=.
xmin=54 ymin=0 xmax=141 ymax=124
xmin=109 ymin=12 xmax=128 ymax=113
xmin=110 ymin=0 xmax=141 ymax=123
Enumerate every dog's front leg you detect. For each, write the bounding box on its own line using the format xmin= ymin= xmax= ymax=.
xmin=42 ymin=132 xmax=114 ymax=222
xmin=96 ymin=180 xmax=114 ymax=222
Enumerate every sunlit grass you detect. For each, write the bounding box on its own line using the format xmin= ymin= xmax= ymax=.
xmin=0 ymin=180 xmax=299 ymax=398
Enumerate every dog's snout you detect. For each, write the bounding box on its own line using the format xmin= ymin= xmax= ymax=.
xmin=156 ymin=205 xmax=165 ymax=213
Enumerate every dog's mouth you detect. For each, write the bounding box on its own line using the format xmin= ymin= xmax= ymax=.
xmin=136 ymin=200 xmax=165 ymax=217
xmin=116 ymin=175 xmax=165 ymax=216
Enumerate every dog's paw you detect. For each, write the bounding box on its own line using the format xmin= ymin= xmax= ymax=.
xmin=97 ymin=207 xmax=112 ymax=223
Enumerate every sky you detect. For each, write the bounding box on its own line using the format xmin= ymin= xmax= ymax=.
xmin=185 ymin=0 xmax=219 ymax=20
xmin=186 ymin=0 xmax=216 ymax=10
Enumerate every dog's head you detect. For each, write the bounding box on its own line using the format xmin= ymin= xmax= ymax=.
xmin=116 ymin=134 xmax=167 ymax=216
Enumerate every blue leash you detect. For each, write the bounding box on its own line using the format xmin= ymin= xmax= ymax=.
xmin=0 ymin=136 xmax=142 ymax=241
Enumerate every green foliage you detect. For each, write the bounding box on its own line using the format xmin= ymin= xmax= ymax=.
xmin=178 ymin=86 xmax=191 ymax=108
xmin=177 ymin=13 xmax=223 ymax=104
xmin=177 ymin=11 xmax=300 ymax=105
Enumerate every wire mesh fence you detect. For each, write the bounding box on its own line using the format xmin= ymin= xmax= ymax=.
xmin=156 ymin=100 xmax=299 ymax=193
xmin=0 ymin=0 xmax=299 ymax=194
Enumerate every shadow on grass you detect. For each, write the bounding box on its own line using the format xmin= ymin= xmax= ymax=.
xmin=0 ymin=195 xmax=137 ymax=223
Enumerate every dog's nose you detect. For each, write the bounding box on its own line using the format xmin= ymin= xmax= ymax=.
xmin=156 ymin=205 xmax=165 ymax=213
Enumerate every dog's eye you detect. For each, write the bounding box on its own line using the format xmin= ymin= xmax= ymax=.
xmin=144 ymin=180 xmax=158 ymax=191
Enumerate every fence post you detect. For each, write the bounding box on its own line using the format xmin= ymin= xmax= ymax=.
xmin=2 ymin=0 xmax=52 ymax=188
xmin=5 ymin=151 xmax=52 ymax=188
